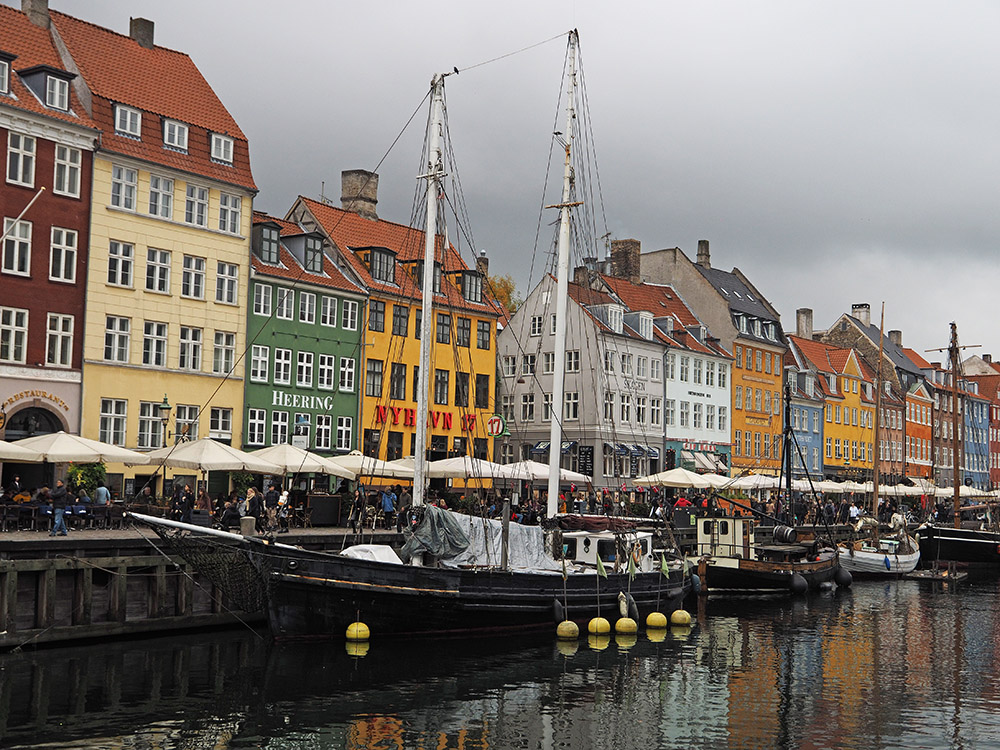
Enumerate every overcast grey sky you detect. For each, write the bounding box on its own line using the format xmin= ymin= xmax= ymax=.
xmin=46 ymin=0 xmax=1000 ymax=361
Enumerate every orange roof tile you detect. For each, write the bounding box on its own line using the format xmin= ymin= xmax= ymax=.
xmin=902 ymin=347 xmax=933 ymax=370
xmin=599 ymin=276 xmax=700 ymax=327
xmin=0 ymin=6 xmax=97 ymax=131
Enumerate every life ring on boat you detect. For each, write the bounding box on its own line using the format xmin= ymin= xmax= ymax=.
xmin=631 ymin=543 xmax=643 ymax=569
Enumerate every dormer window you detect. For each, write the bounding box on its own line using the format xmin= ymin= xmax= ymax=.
xmin=753 ymin=319 xmax=762 ymax=337
xmin=737 ymin=314 xmax=748 ymax=333
xmin=462 ymin=272 xmax=483 ymax=303
xmin=0 ymin=59 xmax=9 ymax=95
xmin=254 ymin=224 xmax=280 ymax=264
xmin=414 ymin=261 xmax=442 ymax=293
xmin=304 ymin=236 xmax=323 ymax=273
xmin=607 ymin=305 xmax=623 ymax=335
xmin=368 ymin=248 xmax=396 ymax=283
xmin=163 ymin=119 xmax=188 ymax=151
xmin=46 ymin=75 xmax=68 ymax=110
xmin=115 ymin=105 xmax=141 ymax=138
xmin=211 ymin=133 xmax=233 ymax=164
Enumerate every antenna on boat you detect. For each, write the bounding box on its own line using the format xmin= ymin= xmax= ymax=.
xmin=545 ymin=30 xmax=582 ymax=518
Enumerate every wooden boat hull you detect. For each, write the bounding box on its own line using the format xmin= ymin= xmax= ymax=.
xmin=693 ymin=552 xmax=840 ymax=595
xmin=838 ymin=542 xmax=920 ymax=577
xmin=259 ymin=543 xmax=691 ymax=638
xmin=916 ymin=524 xmax=1000 ymax=567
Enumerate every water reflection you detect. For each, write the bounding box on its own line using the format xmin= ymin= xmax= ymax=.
xmin=3 ymin=580 xmax=1000 ymax=748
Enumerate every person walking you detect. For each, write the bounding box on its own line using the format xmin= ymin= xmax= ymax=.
xmin=50 ymin=479 xmax=69 ymax=536
xmin=396 ymin=485 xmax=412 ymax=532
xmin=246 ymin=486 xmax=264 ymax=531
xmin=180 ymin=484 xmax=195 ymax=524
xmin=264 ymin=483 xmax=281 ymax=531
xmin=348 ymin=489 xmax=365 ymax=533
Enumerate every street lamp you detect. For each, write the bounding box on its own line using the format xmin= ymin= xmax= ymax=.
xmin=156 ymin=394 xmax=172 ymax=448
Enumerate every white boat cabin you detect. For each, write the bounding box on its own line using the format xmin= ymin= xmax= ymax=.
xmin=561 ymin=530 xmax=655 ymax=573
xmin=695 ymin=516 xmax=756 ymax=559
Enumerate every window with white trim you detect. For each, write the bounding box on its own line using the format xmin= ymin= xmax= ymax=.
xmin=502 ymin=356 xmax=516 ymax=377
xmin=49 ymin=227 xmax=77 ymax=283
xmin=318 ymin=353 xmax=335 ymax=390
xmin=0 ymin=306 xmax=27 ymax=363
xmin=0 ymin=61 xmax=8 ymax=95
xmin=650 ymin=397 xmax=662 ymax=426
xmin=621 ymin=394 xmax=631 ymax=423
xmin=543 ymin=352 xmax=554 ymax=375
xmin=651 ymin=357 xmax=661 ymax=381
xmin=99 ymin=398 xmax=127 ymax=446
xmin=253 ymin=283 xmax=272 ymax=316
xmin=530 ymin=315 xmax=542 ymax=336
xmin=305 ymin=236 xmax=323 ymax=273
xmin=2 ymin=218 xmax=31 ymax=276
xmin=219 ymin=193 xmax=241 ymax=234
xmin=247 ymin=408 xmax=266 ymax=446
xmin=211 ymin=133 xmax=233 ymax=164
xmin=115 ymin=105 xmax=141 ymax=138
xmin=210 ymin=407 xmax=232 ymax=441
xmin=149 ymin=175 xmax=173 ymax=218
xmin=250 ymin=345 xmax=269 ymax=383
xmin=565 ymin=391 xmax=580 ymax=420
xmin=566 ymin=350 xmax=581 ymax=373
xmin=107 ymin=240 xmax=133 ymax=286
xmin=53 ymin=145 xmax=80 ymax=197
xmin=184 ymin=184 xmax=208 ymax=227
xmin=111 ymin=165 xmax=137 ymax=210
xmin=45 ymin=313 xmax=73 ymax=367
xmin=274 ymin=348 xmax=292 ymax=385
xmin=142 ymin=321 xmax=167 ymax=367
xmin=342 ymin=300 xmax=358 ymax=330
xmin=321 ymin=296 xmax=337 ymax=327
xmin=145 ymin=248 xmax=171 ymax=293
xmin=339 ymin=357 xmax=356 ymax=392
xmin=276 ymin=288 xmax=293 ymax=319
xmin=299 ymin=292 xmax=316 ymax=324
xmin=104 ymin=315 xmax=130 ymax=363
xmin=315 ymin=414 xmax=332 ymax=450
xmin=297 ymin=351 xmax=314 ymax=388
xmin=257 ymin=225 xmax=279 ymax=263
xmin=181 ymin=255 xmax=205 ymax=299
xmin=163 ymin=119 xmax=188 ymax=151
xmin=7 ymin=132 xmax=35 ymax=187
xmin=137 ymin=401 xmax=163 ymax=449
xmin=213 ymin=331 xmax=235 ymax=375
xmin=336 ymin=416 xmax=353 ymax=450
xmin=178 ymin=326 xmax=202 ymax=370
xmin=216 ymin=262 xmax=238 ymax=304
xmin=175 ymin=404 xmax=199 ymax=442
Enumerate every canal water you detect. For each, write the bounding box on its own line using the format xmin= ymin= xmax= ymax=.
xmin=2 ymin=578 xmax=999 ymax=749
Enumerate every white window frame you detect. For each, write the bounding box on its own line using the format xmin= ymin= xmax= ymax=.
xmin=650 ymin=397 xmax=662 ymax=426
xmin=0 ymin=306 xmax=28 ymax=363
xmin=213 ymin=330 xmax=235 ymax=375
xmin=318 ymin=353 xmax=335 ymax=390
xmin=651 ymin=357 xmax=661 ymax=381
xmin=342 ymin=300 xmax=359 ymax=330
xmin=247 ymin=408 xmax=266 ymax=446
xmin=530 ymin=315 xmax=542 ymax=336
xmin=3 ymin=218 xmax=31 ymax=276
xmin=163 ymin=119 xmax=188 ymax=151
xmin=211 ymin=133 xmax=233 ymax=164
xmin=219 ymin=193 xmax=241 ymax=234
xmin=107 ymin=240 xmax=134 ymax=287
xmin=6 ymin=132 xmax=35 ymax=187
xmin=566 ymin=350 xmax=581 ymax=373
xmin=145 ymin=248 xmax=171 ymax=294
xmin=274 ymin=348 xmax=292 ymax=385
xmin=181 ymin=255 xmax=205 ymax=299
xmin=216 ymin=262 xmax=238 ymax=304
xmin=178 ymin=326 xmax=202 ymax=371
xmin=315 ymin=414 xmax=332 ymax=451
xmin=253 ymin=283 xmax=272 ymax=316
xmin=297 ymin=350 xmax=314 ymax=388
xmin=45 ymin=312 xmax=73 ymax=367
xmin=210 ymin=407 xmax=233 ymax=440
xmin=184 ymin=184 xmax=209 ymax=227
xmin=299 ymin=291 xmax=316 ymax=324
xmin=0 ymin=61 xmax=8 ymax=95
xmin=149 ymin=175 xmax=173 ymax=219
xmin=138 ymin=401 xmax=163 ymax=450
xmin=115 ymin=105 xmax=141 ymax=138
xmin=53 ymin=145 xmax=81 ymax=197
xmin=99 ymin=398 xmax=127 ymax=446
xmin=111 ymin=165 xmax=137 ymax=210
xmin=142 ymin=321 xmax=167 ymax=367
xmin=104 ymin=315 xmax=130 ymax=363
xmin=276 ymin=288 xmax=293 ymax=320
xmin=176 ymin=404 xmax=200 ymax=443
xmin=321 ymin=296 xmax=337 ymax=327
xmin=565 ymin=392 xmax=580 ymax=421
xmin=336 ymin=416 xmax=353 ymax=451
xmin=339 ymin=357 xmax=356 ymax=392
xmin=250 ymin=345 xmax=269 ymax=383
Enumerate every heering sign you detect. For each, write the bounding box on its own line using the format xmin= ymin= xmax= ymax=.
xmin=272 ymin=391 xmax=337 ymax=410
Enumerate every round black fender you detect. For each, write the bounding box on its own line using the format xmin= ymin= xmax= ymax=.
xmin=690 ymin=573 xmax=702 ymax=595
xmin=834 ymin=567 xmax=853 ymax=587
xmin=626 ymin=592 xmax=639 ymax=620
xmin=789 ymin=573 xmax=808 ymax=595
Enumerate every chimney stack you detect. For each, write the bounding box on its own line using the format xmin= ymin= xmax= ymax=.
xmin=341 ymin=170 xmax=379 ymax=221
xmin=795 ymin=308 xmax=813 ymax=340
xmin=888 ymin=330 xmax=902 ymax=348
xmin=984 ymin=354 xmax=993 ymax=364
xmin=129 ymin=17 xmax=155 ymax=49
xmin=475 ymin=249 xmax=489 ymax=278
xmin=851 ymin=303 xmax=871 ymax=327
xmin=22 ymin=0 xmax=49 ymax=28
xmin=609 ymin=239 xmax=641 ymax=284
xmin=696 ymin=239 xmax=711 ymax=268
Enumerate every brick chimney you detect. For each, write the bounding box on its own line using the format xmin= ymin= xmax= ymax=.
xmin=796 ymin=308 xmax=813 ymax=340
xmin=696 ymin=239 xmax=711 ymax=268
xmin=475 ymin=249 xmax=489 ymax=278
xmin=130 ymin=17 xmax=155 ymax=49
xmin=22 ymin=0 xmax=49 ymax=28
xmin=984 ymin=354 xmax=993 ymax=364
xmin=609 ymin=239 xmax=641 ymax=284
xmin=341 ymin=170 xmax=378 ymax=220
xmin=888 ymin=330 xmax=902 ymax=348
xmin=851 ymin=303 xmax=871 ymax=327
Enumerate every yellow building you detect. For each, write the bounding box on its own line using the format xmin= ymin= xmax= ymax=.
xmin=51 ymin=13 xmax=257 ymax=496
xmin=289 ymin=172 xmax=500 ymax=471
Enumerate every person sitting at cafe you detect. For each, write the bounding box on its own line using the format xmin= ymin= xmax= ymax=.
xmin=219 ymin=500 xmax=241 ymax=530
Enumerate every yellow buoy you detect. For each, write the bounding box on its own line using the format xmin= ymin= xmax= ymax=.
xmin=646 ymin=611 xmax=668 ymax=629
xmin=647 ymin=628 xmax=667 ymax=643
xmin=615 ymin=617 xmax=638 ymax=634
xmin=345 ymin=640 xmax=369 ymax=657
xmin=616 ymin=633 xmax=638 ymax=650
xmin=346 ymin=621 xmax=370 ymax=641
xmin=588 ymin=617 xmax=611 ymax=635
xmin=670 ymin=609 xmax=692 ymax=627
xmin=588 ymin=634 xmax=611 ymax=651
xmin=556 ymin=620 xmax=580 ymax=640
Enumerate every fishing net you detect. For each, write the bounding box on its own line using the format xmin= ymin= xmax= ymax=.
xmin=146 ymin=525 xmax=270 ymax=613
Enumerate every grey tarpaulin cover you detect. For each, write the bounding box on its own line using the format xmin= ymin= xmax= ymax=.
xmin=439 ymin=510 xmax=562 ymax=571
xmin=399 ymin=504 xmax=471 ymax=563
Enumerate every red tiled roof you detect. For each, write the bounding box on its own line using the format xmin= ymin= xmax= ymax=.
xmin=902 ymin=347 xmax=933 ymax=370
xmin=50 ymin=9 xmax=255 ymax=191
xmin=0 ymin=6 xmax=97 ymax=131
xmin=297 ymin=197 xmax=500 ymax=317
xmin=600 ymin=276 xmax=700 ymax=327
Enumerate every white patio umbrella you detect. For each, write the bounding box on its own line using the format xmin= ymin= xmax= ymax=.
xmin=634 ymin=467 xmax=712 ymax=489
xmin=729 ymin=474 xmax=781 ymax=491
xmin=145 ymin=438 xmax=283 ymax=474
xmin=840 ymin=480 xmax=868 ymax=493
xmin=699 ymin=472 xmax=734 ymax=489
xmin=812 ymin=480 xmax=846 ymax=494
xmin=12 ymin=431 xmax=150 ymax=464
xmin=328 ymin=450 xmax=415 ymax=480
xmin=249 ymin=444 xmax=354 ymax=479
xmin=0 ymin=439 xmax=44 ymax=462
xmin=500 ymin=459 xmax=590 ymax=485
xmin=934 ymin=484 xmax=988 ymax=498
xmin=425 ymin=455 xmax=510 ymax=480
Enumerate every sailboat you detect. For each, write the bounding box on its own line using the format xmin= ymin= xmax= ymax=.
xmin=837 ymin=304 xmax=920 ymax=577
xmin=132 ymin=32 xmax=691 ymax=637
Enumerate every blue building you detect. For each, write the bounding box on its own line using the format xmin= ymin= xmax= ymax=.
xmin=964 ymin=389 xmax=990 ymax=490
xmin=783 ymin=361 xmax=825 ymax=480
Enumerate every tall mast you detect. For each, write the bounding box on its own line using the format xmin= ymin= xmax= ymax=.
xmin=546 ymin=31 xmax=579 ymax=518
xmin=413 ymin=73 xmax=447 ymax=509
xmin=872 ymin=303 xmax=885 ymax=515
xmin=950 ymin=322 xmax=961 ymax=529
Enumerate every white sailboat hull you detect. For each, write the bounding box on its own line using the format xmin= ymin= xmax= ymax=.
xmin=837 ymin=542 xmax=920 ymax=576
